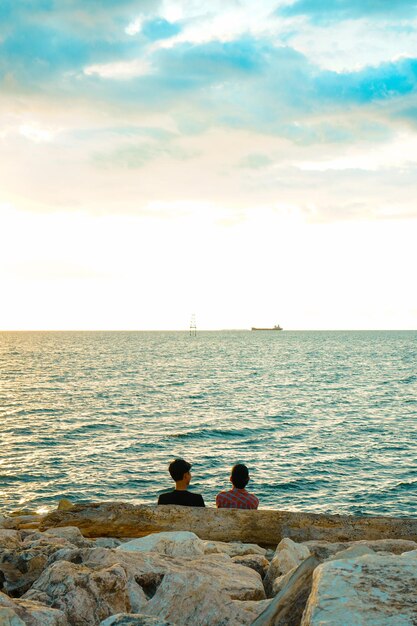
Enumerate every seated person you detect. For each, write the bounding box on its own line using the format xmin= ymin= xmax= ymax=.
xmin=158 ymin=458 xmax=205 ymax=507
xmin=216 ymin=463 xmax=259 ymax=509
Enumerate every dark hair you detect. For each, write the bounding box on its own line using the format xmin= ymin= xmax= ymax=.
xmin=231 ymin=463 xmax=249 ymax=489
xmin=169 ymin=458 xmax=191 ymax=482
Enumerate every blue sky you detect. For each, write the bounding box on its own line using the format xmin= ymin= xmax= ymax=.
xmin=1 ymin=1 xmax=417 ymax=329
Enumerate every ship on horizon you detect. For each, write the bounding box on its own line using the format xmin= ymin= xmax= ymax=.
xmin=251 ymin=324 xmax=283 ymax=331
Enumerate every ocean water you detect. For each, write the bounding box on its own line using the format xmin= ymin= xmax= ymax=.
xmin=1 ymin=330 xmax=416 ymax=517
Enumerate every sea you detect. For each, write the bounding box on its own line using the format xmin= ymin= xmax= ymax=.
xmin=1 ymin=330 xmax=416 ymax=517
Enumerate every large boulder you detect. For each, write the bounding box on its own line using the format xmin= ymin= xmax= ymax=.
xmin=301 ymin=551 xmax=417 ymax=625
xmin=0 ymin=590 xmax=68 ymax=625
xmin=0 ymin=529 xmax=91 ymax=597
xmin=144 ymin=570 xmax=270 ymax=626
xmin=39 ymin=502 xmax=417 ymax=544
xmin=49 ymin=546 xmax=266 ymax=603
xmin=24 ymin=560 xmax=131 ymax=626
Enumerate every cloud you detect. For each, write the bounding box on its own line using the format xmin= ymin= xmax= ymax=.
xmin=279 ymin=0 xmax=417 ymax=23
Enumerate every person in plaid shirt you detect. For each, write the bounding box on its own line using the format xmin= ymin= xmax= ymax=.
xmin=216 ymin=463 xmax=259 ymax=509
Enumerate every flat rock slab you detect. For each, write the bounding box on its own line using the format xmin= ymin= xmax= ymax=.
xmin=39 ymin=503 xmax=417 ymax=545
xmin=302 ymin=551 xmax=417 ymax=625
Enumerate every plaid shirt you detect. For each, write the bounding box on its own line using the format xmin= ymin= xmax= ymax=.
xmin=216 ymin=487 xmax=259 ymax=509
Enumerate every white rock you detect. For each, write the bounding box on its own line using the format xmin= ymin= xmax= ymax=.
xmin=329 ymin=544 xmax=375 ymax=561
xmin=303 ymin=538 xmax=417 ymax=560
xmin=203 ymin=541 xmax=266 ymax=557
xmin=0 ymin=529 xmax=21 ymax=549
xmin=116 ymin=531 xmax=205 ymax=558
xmin=264 ymin=537 xmax=311 ymax=597
xmin=0 ymin=591 xmax=67 ymax=625
xmin=24 ymin=560 xmax=130 ymax=625
xmin=145 ymin=570 xmax=269 ymax=626
xmin=271 ymin=566 xmax=297 ymax=596
xmin=43 ymin=526 xmax=91 ymax=547
xmin=301 ymin=552 xmax=417 ymax=625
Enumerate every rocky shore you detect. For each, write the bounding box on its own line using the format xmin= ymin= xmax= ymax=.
xmin=0 ymin=503 xmax=416 ymax=625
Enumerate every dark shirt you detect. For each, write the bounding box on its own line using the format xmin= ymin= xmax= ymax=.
xmin=158 ymin=490 xmax=205 ymax=507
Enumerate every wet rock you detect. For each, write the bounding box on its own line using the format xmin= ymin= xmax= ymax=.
xmin=231 ymin=554 xmax=269 ymax=578
xmin=24 ymin=560 xmax=131 ymax=626
xmin=0 ymin=590 xmax=68 ymax=625
xmin=116 ymin=532 xmax=204 ymax=558
xmin=263 ymin=538 xmax=310 ymax=597
xmin=301 ymin=552 xmax=417 ymax=625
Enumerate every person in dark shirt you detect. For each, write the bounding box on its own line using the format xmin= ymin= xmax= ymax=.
xmin=158 ymin=458 xmax=205 ymax=507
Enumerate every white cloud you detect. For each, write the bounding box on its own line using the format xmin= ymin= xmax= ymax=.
xmin=83 ymin=59 xmax=153 ymax=79
xmin=19 ymin=124 xmax=54 ymax=143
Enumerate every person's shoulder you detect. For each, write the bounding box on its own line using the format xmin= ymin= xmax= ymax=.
xmin=189 ymin=491 xmax=205 ymax=506
xmin=157 ymin=491 xmax=173 ymax=504
xmin=215 ymin=491 xmax=228 ymax=506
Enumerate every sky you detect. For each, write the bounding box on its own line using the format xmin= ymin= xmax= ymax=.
xmin=1 ymin=0 xmax=417 ymax=330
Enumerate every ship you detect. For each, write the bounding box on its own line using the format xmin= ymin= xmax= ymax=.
xmin=251 ymin=324 xmax=283 ymax=331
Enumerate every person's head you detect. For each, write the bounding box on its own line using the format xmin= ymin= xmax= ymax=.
xmin=230 ymin=463 xmax=250 ymax=489
xmin=168 ymin=458 xmax=192 ymax=486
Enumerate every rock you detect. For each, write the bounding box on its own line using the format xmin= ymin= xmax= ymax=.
xmin=43 ymin=526 xmax=91 ymax=548
xmin=57 ymin=499 xmax=74 ymax=511
xmin=24 ymin=560 xmax=131 ymax=625
xmin=0 ymin=530 xmax=21 ymax=550
xmin=231 ymin=555 xmax=269 ymax=578
xmin=100 ymin=614 xmax=175 ymax=625
xmin=116 ymin=532 xmax=205 ymax=558
xmin=0 ymin=529 xmax=93 ymax=596
xmin=203 ymin=541 xmax=266 ymax=557
xmin=144 ymin=570 xmax=269 ymax=626
xmin=271 ymin=567 xmax=297 ymax=596
xmin=47 ymin=545 xmax=266 ymax=602
xmin=39 ymin=502 xmax=417 ymax=543
xmin=9 ymin=509 xmax=37 ymax=518
xmin=0 ymin=590 xmax=68 ymax=625
xmin=251 ymin=556 xmax=319 ymax=626
xmin=329 ymin=544 xmax=375 ymax=561
xmin=303 ymin=538 xmax=417 ymax=560
xmin=2 ymin=516 xmax=41 ymax=531
xmin=263 ymin=538 xmax=311 ymax=597
xmin=94 ymin=538 xmax=122 ymax=549
xmin=301 ymin=552 xmax=417 ymax=625
xmin=0 ymin=607 xmax=24 ymax=625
